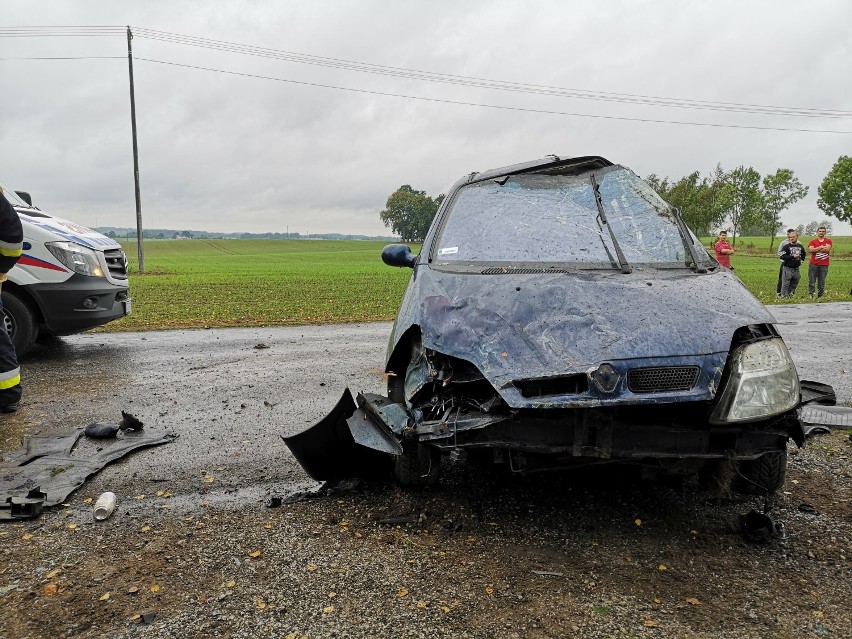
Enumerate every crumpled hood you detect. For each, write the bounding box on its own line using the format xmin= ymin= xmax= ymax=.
xmin=393 ymin=266 xmax=775 ymax=392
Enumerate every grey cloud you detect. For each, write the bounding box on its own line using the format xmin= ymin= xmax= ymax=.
xmin=1 ymin=0 xmax=850 ymax=235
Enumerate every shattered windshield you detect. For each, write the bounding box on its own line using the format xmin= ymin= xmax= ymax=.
xmin=434 ymin=165 xmax=712 ymax=267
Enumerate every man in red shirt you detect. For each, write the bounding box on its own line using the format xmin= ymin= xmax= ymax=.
xmin=714 ymin=230 xmax=735 ymax=269
xmin=807 ymin=226 xmax=832 ymax=298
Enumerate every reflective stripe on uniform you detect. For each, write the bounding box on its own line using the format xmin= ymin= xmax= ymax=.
xmin=0 ymin=239 xmax=22 ymax=258
xmin=0 ymin=367 xmax=21 ymax=389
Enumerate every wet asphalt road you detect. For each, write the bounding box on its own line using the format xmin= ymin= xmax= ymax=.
xmin=2 ymin=323 xmax=391 ymax=512
xmin=2 ymin=303 xmax=851 ymax=515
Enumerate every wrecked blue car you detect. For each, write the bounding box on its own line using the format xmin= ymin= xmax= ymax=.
xmin=285 ymin=155 xmax=805 ymax=494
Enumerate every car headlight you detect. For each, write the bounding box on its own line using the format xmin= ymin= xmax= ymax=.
xmin=710 ymin=338 xmax=800 ymax=424
xmin=45 ymin=241 xmax=105 ymax=278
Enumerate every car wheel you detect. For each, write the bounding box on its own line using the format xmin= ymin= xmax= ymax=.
xmin=394 ymin=442 xmax=442 ymax=486
xmin=736 ymin=450 xmax=787 ymax=494
xmin=1 ymin=290 xmax=38 ymax=357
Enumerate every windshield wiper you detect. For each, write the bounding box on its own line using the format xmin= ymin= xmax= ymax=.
xmin=590 ymin=174 xmax=631 ymax=274
xmin=671 ymin=206 xmax=708 ymax=273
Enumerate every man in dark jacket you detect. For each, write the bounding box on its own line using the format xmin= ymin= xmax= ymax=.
xmin=0 ymin=189 xmax=23 ymax=412
xmin=777 ymin=229 xmax=805 ymax=298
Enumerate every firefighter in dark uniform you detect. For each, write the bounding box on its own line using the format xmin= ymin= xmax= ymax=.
xmin=0 ymin=188 xmax=23 ymax=413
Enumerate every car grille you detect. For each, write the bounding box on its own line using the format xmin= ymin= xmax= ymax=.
xmin=627 ymin=366 xmax=700 ymax=393
xmin=104 ymin=248 xmax=128 ymax=280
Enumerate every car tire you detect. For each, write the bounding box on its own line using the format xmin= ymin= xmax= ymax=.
xmin=736 ymin=450 xmax=787 ymax=494
xmin=1 ymin=290 xmax=38 ymax=357
xmin=394 ymin=442 xmax=441 ymax=486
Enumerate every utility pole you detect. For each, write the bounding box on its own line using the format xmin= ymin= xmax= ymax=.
xmin=127 ymin=26 xmax=144 ymax=272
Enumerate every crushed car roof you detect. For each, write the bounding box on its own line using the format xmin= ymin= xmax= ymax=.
xmin=455 ymin=155 xmax=614 ymax=189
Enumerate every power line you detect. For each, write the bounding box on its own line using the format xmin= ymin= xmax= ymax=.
xmin=135 ymin=57 xmax=852 ymax=135
xmin=0 ymin=26 xmax=124 ymax=36
xmin=6 ymin=44 xmax=848 ymax=133
xmin=128 ymin=27 xmax=852 ymax=120
xmin=0 ymin=56 xmax=123 ymax=60
xmin=2 ymin=25 xmax=850 ymax=120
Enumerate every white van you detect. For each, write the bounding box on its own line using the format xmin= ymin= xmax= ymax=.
xmin=1 ymin=186 xmax=131 ymax=356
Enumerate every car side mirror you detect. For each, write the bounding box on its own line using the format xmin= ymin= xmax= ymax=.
xmin=15 ymin=191 xmax=33 ymax=206
xmin=381 ymin=244 xmax=417 ymax=268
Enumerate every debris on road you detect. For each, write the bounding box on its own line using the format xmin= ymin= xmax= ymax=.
xmin=119 ymin=411 xmax=144 ymax=431
xmin=0 ymin=428 xmax=176 ymax=520
xmin=84 ymin=422 xmax=120 ymax=438
xmin=266 ymin=481 xmax=327 ymax=507
xmin=803 ymin=424 xmax=831 ymax=437
xmin=84 ymin=411 xmax=144 ymax=439
xmin=0 ymin=487 xmax=47 ymax=521
xmin=93 ymin=491 xmax=117 ymax=521
xmin=739 ymin=509 xmax=789 ymax=542
xmin=800 ymin=404 xmax=852 ymax=431
xmin=798 ymin=502 xmax=819 ymax=514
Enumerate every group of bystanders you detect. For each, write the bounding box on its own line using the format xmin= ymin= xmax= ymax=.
xmin=713 ymin=226 xmax=834 ymax=299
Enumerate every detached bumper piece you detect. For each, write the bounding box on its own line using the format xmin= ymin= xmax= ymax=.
xmin=0 ymin=487 xmax=48 ymax=521
xmin=282 ymin=388 xmax=403 ymax=481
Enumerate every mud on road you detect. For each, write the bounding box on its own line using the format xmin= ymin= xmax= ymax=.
xmin=1 ymin=305 xmax=851 ymax=638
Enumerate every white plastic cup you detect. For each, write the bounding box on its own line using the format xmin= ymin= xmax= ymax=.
xmin=93 ymin=492 xmax=117 ymax=521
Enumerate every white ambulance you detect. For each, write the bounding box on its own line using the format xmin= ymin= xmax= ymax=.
xmin=1 ymin=186 xmax=131 ymax=356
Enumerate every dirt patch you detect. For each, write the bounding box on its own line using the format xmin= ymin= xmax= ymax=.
xmin=2 ymin=431 xmax=850 ymax=638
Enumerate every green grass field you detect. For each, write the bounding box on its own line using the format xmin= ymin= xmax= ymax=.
xmin=110 ymin=237 xmax=851 ymax=332
xmin=724 ymin=256 xmax=852 ymax=304
xmin=117 ymin=239 xmax=412 ymax=331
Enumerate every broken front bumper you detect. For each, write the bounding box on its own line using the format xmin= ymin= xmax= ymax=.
xmin=282 ymin=389 xmax=400 ymax=481
xmin=283 ymin=386 xmax=814 ymax=481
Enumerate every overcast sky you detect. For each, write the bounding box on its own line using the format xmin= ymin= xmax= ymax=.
xmin=1 ymin=0 xmax=851 ymax=236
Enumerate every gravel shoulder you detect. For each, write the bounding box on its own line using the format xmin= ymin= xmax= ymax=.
xmin=2 ymin=436 xmax=850 ymax=639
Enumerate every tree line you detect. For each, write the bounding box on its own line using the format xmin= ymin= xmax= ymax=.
xmin=380 ymin=156 xmax=852 ymax=246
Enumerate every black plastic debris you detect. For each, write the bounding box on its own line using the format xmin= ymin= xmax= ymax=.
xmin=803 ymin=424 xmax=831 ymax=438
xmin=0 ymin=487 xmax=48 ymax=521
xmin=740 ymin=509 xmax=789 ymax=542
xmin=795 ymin=381 xmax=850 ymax=436
xmin=84 ymin=411 xmax=144 ymax=439
xmin=799 ymin=380 xmax=837 ymax=407
xmin=798 ymin=502 xmax=819 ymax=514
xmin=85 ymin=422 xmax=120 ymax=438
xmin=120 ymin=411 xmax=144 ymax=431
